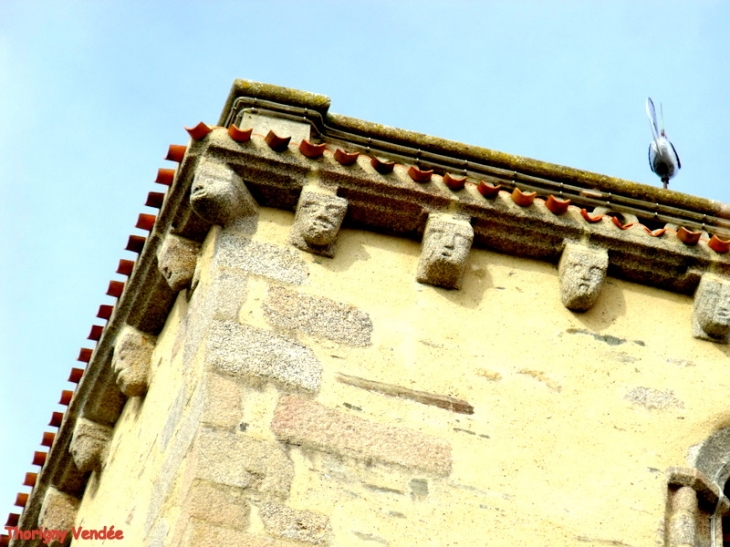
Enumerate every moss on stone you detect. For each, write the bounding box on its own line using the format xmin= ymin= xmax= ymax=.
xmin=217 ymin=79 xmax=331 ymax=125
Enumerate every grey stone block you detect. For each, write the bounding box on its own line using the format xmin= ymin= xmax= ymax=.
xmin=259 ymin=502 xmax=331 ymax=545
xmin=693 ymin=274 xmax=730 ymax=343
xmin=289 ymin=187 xmax=348 ymax=257
xmin=38 ymin=487 xmax=80 ymax=547
xmin=195 ymin=425 xmax=294 ymax=499
xmin=558 ymin=242 xmax=608 ymax=311
xmin=191 ymin=159 xmax=258 ymax=227
xmin=69 ymin=418 xmax=113 ymax=474
xmin=216 ymin=231 xmax=309 ymax=285
xmin=416 ymin=213 xmax=473 ymax=289
xmin=263 ymin=286 xmax=372 ymax=346
xmin=625 ymin=387 xmax=684 ymax=410
xmin=157 ymin=233 xmax=201 ymax=292
xmin=112 ymin=325 xmax=156 ymax=397
xmin=206 ymin=320 xmax=322 ymax=393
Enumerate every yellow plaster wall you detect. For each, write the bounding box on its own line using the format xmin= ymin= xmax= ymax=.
xmin=72 ymin=206 xmax=730 ymax=547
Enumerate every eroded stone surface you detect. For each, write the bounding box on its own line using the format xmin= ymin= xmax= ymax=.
xmin=112 ymin=325 xmax=156 ymax=397
xmin=193 ymin=425 xmax=294 ymax=499
xmin=216 ymin=231 xmax=308 ymax=285
xmin=205 ymin=320 xmax=322 ymax=393
xmin=157 ymin=233 xmax=201 ymax=292
xmin=416 ymin=213 xmax=473 ymax=290
xmin=667 ymin=486 xmax=699 ymax=547
xmin=263 ymin=286 xmax=372 ymax=346
xmin=289 ymin=188 xmax=348 ymax=257
xmin=181 ymin=518 xmax=310 ymax=547
xmin=558 ymin=242 xmax=608 ymax=311
xmin=271 ymin=395 xmax=452 ymax=475
xmin=182 ymin=479 xmax=250 ymax=530
xmin=38 ymin=487 xmax=80 ymax=547
xmin=191 ymin=159 xmax=258 ymax=226
xmin=689 ymin=427 xmax=730 ymax=486
xmin=693 ymin=274 xmax=730 ymax=343
xmin=69 ymin=418 xmax=113 ymax=474
xmin=259 ymin=502 xmax=331 ymax=545
xmin=625 ymin=387 xmax=684 ymax=410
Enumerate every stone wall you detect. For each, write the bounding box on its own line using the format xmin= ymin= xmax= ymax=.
xmin=70 ymin=205 xmax=730 ymax=547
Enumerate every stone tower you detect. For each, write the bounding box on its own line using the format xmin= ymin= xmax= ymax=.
xmin=6 ymin=80 xmax=730 ymax=547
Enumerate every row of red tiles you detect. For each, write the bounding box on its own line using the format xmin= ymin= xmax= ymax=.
xmin=1 ymin=125 xmax=197 ymax=538
xmin=189 ymin=121 xmax=730 ymax=253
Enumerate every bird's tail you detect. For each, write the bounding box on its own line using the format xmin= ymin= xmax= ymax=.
xmin=646 ymin=97 xmax=660 ymax=141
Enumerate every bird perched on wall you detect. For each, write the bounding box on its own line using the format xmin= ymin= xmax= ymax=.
xmin=646 ymin=97 xmax=681 ymax=189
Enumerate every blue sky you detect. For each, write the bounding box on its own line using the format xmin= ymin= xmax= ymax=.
xmin=1 ymin=0 xmax=728 ymax=519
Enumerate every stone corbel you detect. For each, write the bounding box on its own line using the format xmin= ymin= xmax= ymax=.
xmin=289 ymin=186 xmax=348 ymax=257
xmin=157 ymin=232 xmax=202 ymax=293
xmin=111 ymin=325 xmax=157 ymax=397
xmin=69 ymin=418 xmax=113 ymax=474
xmin=692 ymin=273 xmax=730 ymax=343
xmin=38 ymin=487 xmax=80 ymax=546
xmin=190 ymin=159 xmax=258 ymax=227
xmin=558 ymin=242 xmax=609 ymax=312
xmin=416 ymin=213 xmax=474 ymax=290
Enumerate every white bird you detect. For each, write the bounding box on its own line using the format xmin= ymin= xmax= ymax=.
xmin=646 ymin=97 xmax=681 ymax=189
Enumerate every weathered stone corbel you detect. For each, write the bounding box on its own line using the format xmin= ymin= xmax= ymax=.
xmin=69 ymin=418 xmax=113 ymax=474
xmin=289 ymin=186 xmax=347 ymax=257
xmin=558 ymin=242 xmax=608 ymax=311
xmin=111 ymin=325 xmax=156 ymax=397
xmin=157 ymin=233 xmax=201 ymax=293
xmin=692 ymin=273 xmax=730 ymax=343
xmin=416 ymin=213 xmax=474 ymax=290
xmin=38 ymin=487 xmax=80 ymax=546
xmin=190 ymin=159 xmax=258 ymax=227
xmin=666 ymin=467 xmax=730 ymax=547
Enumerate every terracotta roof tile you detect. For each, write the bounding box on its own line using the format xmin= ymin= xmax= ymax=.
xmin=145 ymin=191 xmax=165 ymax=209
xmin=265 ymin=130 xmax=291 ymax=152
xmin=68 ymin=368 xmax=84 ymax=383
xmin=228 ymin=124 xmax=253 ymax=142
xmin=97 ymin=305 xmax=113 ymax=320
xmin=106 ymin=280 xmax=125 ymax=298
xmin=40 ymin=432 xmax=56 ymax=448
xmin=58 ymin=390 xmax=73 ymax=406
xmin=185 ymin=121 xmax=213 ymax=140
xmin=125 ymin=235 xmax=146 ymax=253
xmin=87 ymin=325 xmax=103 ymax=341
xmin=155 ymin=168 xmax=175 ymax=186
xmin=48 ymin=412 xmax=63 ymax=428
xmin=164 ymin=144 xmax=187 ymax=162
xmin=117 ymin=259 xmax=135 ymax=276
xmin=22 ymin=473 xmax=37 ymax=487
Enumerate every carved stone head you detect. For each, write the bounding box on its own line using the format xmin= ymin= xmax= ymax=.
xmin=416 ymin=213 xmax=474 ymax=289
xmin=69 ymin=418 xmax=112 ymax=474
xmin=190 ymin=160 xmax=257 ymax=226
xmin=693 ymin=274 xmax=730 ymax=342
xmin=111 ymin=325 xmax=156 ymax=397
xmin=558 ymin=243 xmax=609 ymax=311
xmin=156 ymin=234 xmax=201 ymax=292
xmin=290 ymin=188 xmax=348 ymax=257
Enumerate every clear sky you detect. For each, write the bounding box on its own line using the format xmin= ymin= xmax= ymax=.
xmin=1 ymin=0 xmax=728 ymax=519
